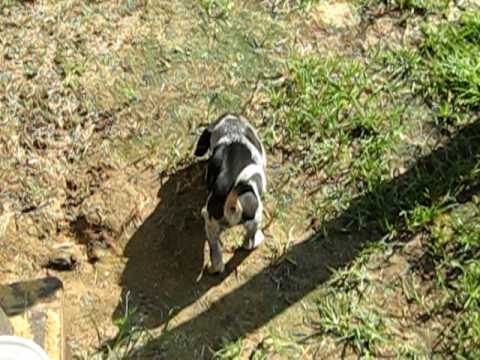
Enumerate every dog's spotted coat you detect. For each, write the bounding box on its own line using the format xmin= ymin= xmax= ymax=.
xmin=195 ymin=113 xmax=267 ymax=273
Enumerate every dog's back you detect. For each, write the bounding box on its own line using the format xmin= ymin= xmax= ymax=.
xmin=195 ymin=114 xmax=266 ymax=172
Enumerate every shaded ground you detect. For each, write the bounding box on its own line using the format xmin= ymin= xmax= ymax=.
xmin=115 ymin=161 xmax=253 ymax=329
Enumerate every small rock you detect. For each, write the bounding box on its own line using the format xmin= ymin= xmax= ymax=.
xmin=312 ymin=1 xmax=359 ymax=29
xmin=43 ymin=255 xmax=77 ymax=272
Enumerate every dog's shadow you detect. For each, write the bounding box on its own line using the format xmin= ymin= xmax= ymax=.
xmin=113 ymin=161 xmax=250 ymax=329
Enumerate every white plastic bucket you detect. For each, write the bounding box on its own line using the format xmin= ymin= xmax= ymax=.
xmin=0 ymin=336 xmax=50 ymax=360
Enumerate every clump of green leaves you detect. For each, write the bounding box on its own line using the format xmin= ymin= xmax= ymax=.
xmin=420 ymin=12 xmax=480 ymax=122
xmin=428 ymin=204 xmax=480 ymax=358
xmin=266 ymin=55 xmax=400 ymax=179
xmin=311 ymin=292 xmax=389 ymax=356
xmin=213 ymin=338 xmax=243 ymax=359
xmin=359 ymin=0 xmax=450 ymax=14
xmin=92 ymin=304 xmax=150 ymax=360
xmin=198 ymin=0 xmax=234 ymax=19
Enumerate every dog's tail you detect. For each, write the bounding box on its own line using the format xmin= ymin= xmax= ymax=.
xmin=194 ymin=128 xmax=211 ymax=157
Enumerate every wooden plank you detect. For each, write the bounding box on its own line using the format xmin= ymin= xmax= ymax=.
xmin=0 ymin=306 xmax=12 ymax=335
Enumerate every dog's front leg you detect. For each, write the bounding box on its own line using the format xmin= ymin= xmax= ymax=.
xmin=243 ymin=198 xmax=265 ymax=250
xmin=203 ymin=209 xmax=225 ymax=274
xmin=243 ymin=219 xmax=265 ymax=250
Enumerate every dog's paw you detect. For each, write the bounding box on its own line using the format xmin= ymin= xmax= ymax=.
xmin=243 ymin=230 xmax=265 ymax=250
xmin=208 ymin=261 xmax=225 ymax=274
xmin=201 ymin=206 xmax=208 ymax=219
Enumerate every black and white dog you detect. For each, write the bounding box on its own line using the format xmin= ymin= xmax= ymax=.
xmin=194 ymin=113 xmax=267 ymax=273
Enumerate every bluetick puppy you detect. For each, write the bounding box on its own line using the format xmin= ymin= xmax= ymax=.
xmin=195 ymin=113 xmax=267 ymax=273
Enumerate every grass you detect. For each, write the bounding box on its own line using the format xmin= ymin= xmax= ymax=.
xmin=209 ymin=4 xmax=480 ymax=359
xmin=264 ymin=53 xmax=403 ymax=213
xmin=199 ymin=0 xmax=234 ymax=19
xmin=428 ymin=204 xmax=480 ymax=357
xmin=359 ymin=0 xmax=450 ymax=14
xmin=260 ymin=6 xmax=480 ymax=358
xmin=86 ymin=294 xmax=151 ymax=360
xmin=420 ymin=12 xmax=480 ymax=124
xmin=213 ymin=338 xmax=243 ymax=359
xmin=263 ymin=49 xmax=419 ymax=235
xmin=1 ymin=0 xmax=479 ymax=358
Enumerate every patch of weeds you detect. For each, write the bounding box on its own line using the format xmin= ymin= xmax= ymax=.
xmin=61 ymin=60 xmax=89 ymax=78
xmin=326 ymin=250 xmax=374 ymax=293
xmin=285 ymin=11 xmax=480 ymax=351
xmin=212 ymin=338 xmax=243 ymax=359
xmin=272 ymin=0 xmax=318 ymax=12
xmin=419 ymin=11 xmax=480 ymax=125
xmin=359 ymin=0 xmax=450 ymax=15
xmin=59 ymin=60 xmax=88 ymax=91
xmin=0 ymin=0 xmax=14 ymax=8
xmin=401 ymin=199 xmax=453 ymax=233
xmin=118 ymin=84 xmax=139 ymax=104
xmin=250 ymin=334 xmax=303 ymax=359
xmin=91 ymin=295 xmax=151 ymax=359
xmin=119 ymin=0 xmax=146 ymax=15
xmin=298 ymin=254 xmax=388 ymax=357
xmin=306 ymin=290 xmax=391 ymax=358
xmin=319 ymin=10 xmax=480 ymax=231
xmin=381 ymin=10 xmax=480 ymax=129
xmin=349 ymin=126 xmax=400 ymax=193
xmin=427 ymin=203 xmax=480 ymax=358
xmin=199 ymin=0 xmax=234 ymax=19
xmin=264 ymin=52 xmax=405 ymax=223
xmin=310 ymin=161 xmax=480 ymax=357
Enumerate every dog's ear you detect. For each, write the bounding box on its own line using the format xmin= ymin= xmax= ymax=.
xmin=237 ymin=187 xmax=258 ymax=221
xmin=206 ymin=145 xmax=232 ymax=220
xmin=194 ymin=128 xmax=211 ymax=157
xmin=207 ymin=144 xmax=227 ymax=191
xmin=225 ymin=183 xmax=258 ymax=223
xmin=243 ymin=126 xmax=263 ymax=155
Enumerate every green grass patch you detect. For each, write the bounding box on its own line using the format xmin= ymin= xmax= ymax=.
xmin=212 ymin=338 xmax=243 ymax=359
xmin=265 ymin=54 xmax=402 ymax=177
xmin=420 ymin=12 xmax=480 ymax=123
xmin=418 ymin=202 xmax=480 ymax=358
xmin=256 ymin=7 xmax=480 ymax=358
xmin=359 ymin=0 xmax=450 ymax=14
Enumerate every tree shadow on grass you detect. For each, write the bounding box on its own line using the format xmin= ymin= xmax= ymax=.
xmin=123 ymin=120 xmax=480 ymax=359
